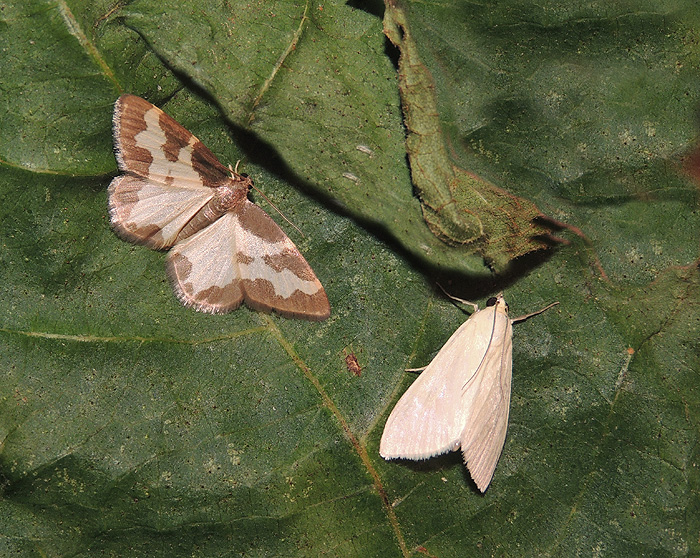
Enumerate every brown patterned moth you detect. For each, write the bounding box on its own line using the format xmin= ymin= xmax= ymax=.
xmin=108 ymin=94 xmax=330 ymax=320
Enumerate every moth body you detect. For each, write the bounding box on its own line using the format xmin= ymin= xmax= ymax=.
xmin=174 ymin=181 xmax=250 ymax=243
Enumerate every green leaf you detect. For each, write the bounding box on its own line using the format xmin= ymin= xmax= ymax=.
xmin=1 ymin=1 xmax=699 ymax=556
xmin=384 ymin=1 xmax=550 ymax=270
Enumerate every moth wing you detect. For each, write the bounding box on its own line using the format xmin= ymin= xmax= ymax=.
xmin=380 ymin=307 xmax=496 ymax=460
xmin=108 ymin=176 xmax=213 ymax=249
xmin=166 ymin=213 xmax=244 ymax=314
xmin=233 ymin=202 xmax=330 ymax=320
xmin=459 ymin=311 xmax=513 ymax=492
xmin=113 ymin=94 xmax=230 ymax=187
xmin=109 ymin=94 xmax=230 ymax=249
xmin=166 ymin=202 xmax=330 ymax=320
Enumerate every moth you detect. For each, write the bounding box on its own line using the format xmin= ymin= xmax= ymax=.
xmin=380 ymin=293 xmax=558 ymax=492
xmin=108 ymin=94 xmax=330 ymax=320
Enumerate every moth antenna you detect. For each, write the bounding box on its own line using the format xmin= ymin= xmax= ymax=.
xmin=228 ymin=163 xmax=305 ymax=238
xmin=436 ymin=283 xmax=479 ymax=313
xmin=251 ymin=184 xmax=305 ymax=237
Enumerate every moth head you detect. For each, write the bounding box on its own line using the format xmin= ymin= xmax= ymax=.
xmin=228 ymin=163 xmax=254 ymax=186
xmin=486 ymin=293 xmax=508 ymax=312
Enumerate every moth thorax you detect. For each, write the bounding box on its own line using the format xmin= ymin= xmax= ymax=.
xmin=175 ymin=184 xmax=247 ymax=243
xmin=213 ymin=182 xmax=249 ymax=212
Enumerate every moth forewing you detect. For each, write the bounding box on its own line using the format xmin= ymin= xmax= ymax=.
xmin=109 ymin=94 xmax=330 ymax=320
xmin=379 ymin=303 xmax=495 ymax=460
xmin=459 ymin=303 xmax=513 ymax=492
xmin=113 ymin=94 xmax=231 ymax=187
xmin=231 ymin=202 xmax=330 ymax=320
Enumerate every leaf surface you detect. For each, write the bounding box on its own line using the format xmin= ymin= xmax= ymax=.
xmin=0 ymin=1 xmax=699 ymax=556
